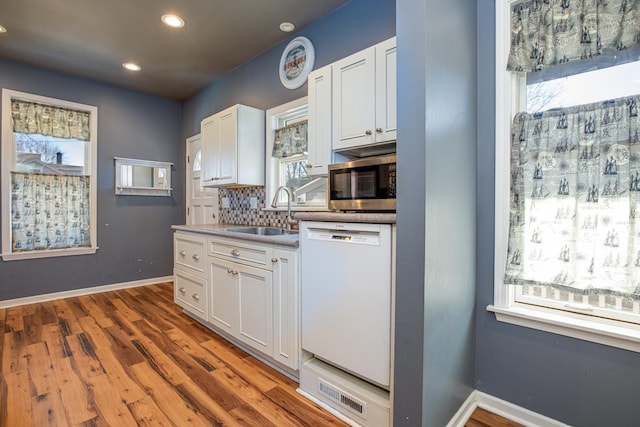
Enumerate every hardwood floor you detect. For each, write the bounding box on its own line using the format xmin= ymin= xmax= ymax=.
xmin=0 ymin=282 xmax=523 ymax=427
xmin=0 ymin=282 xmax=348 ymax=426
xmin=465 ymin=407 xmax=525 ymax=427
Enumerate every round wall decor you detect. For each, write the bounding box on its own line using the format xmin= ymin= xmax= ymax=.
xmin=279 ymin=36 xmax=315 ymax=89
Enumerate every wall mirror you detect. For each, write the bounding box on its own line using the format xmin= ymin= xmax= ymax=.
xmin=114 ymin=157 xmax=173 ymax=196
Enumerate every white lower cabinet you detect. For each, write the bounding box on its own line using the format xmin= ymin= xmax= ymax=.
xmin=173 ymin=232 xmax=207 ymax=321
xmin=174 ymin=231 xmax=299 ymax=375
xmin=209 ymin=256 xmax=274 ymax=356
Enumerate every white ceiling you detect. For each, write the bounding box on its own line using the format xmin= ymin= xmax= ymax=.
xmin=0 ymin=0 xmax=350 ymax=100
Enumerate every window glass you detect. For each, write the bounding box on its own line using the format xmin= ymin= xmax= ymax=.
xmin=15 ymin=133 xmax=86 ymax=174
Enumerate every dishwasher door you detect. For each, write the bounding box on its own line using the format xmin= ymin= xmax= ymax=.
xmin=301 ymin=221 xmax=392 ymax=388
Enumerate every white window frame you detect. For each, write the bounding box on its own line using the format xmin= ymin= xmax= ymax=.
xmin=265 ymin=96 xmax=328 ymax=211
xmin=1 ymin=89 xmax=98 ymax=260
xmin=487 ymin=0 xmax=640 ymax=353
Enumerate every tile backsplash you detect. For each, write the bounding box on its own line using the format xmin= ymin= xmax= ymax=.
xmin=218 ymin=187 xmax=290 ymax=227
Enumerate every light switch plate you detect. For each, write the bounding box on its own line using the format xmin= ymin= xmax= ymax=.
xmin=222 ymin=197 xmax=230 ymax=208
xmin=250 ymin=197 xmax=258 ymax=209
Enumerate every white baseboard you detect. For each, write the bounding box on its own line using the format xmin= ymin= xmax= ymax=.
xmin=448 ymin=390 xmax=569 ymax=427
xmin=0 ymin=276 xmax=173 ymax=308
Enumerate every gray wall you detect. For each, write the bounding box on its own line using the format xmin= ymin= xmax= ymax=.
xmin=394 ymin=0 xmax=477 ymax=425
xmin=0 ymin=57 xmax=182 ymax=300
xmin=475 ymin=1 xmax=640 ymax=426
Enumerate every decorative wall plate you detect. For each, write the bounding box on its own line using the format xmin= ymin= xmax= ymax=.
xmin=279 ymin=36 xmax=315 ymax=89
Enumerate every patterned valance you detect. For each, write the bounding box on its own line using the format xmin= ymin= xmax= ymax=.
xmin=507 ymin=0 xmax=640 ymax=72
xmin=271 ymin=120 xmax=308 ymax=158
xmin=505 ymin=95 xmax=640 ymax=298
xmin=11 ymin=99 xmax=91 ymax=141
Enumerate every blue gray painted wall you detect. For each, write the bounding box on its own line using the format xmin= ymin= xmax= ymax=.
xmin=476 ymin=1 xmax=640 ymax=426
xmin=0 ymin=57 xmax=182 ymax=300
xmin=395 ymin=0 xmax=477 ymax=425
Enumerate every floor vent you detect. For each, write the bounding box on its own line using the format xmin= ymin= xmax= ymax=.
xmin=319 ymin=378 xmax=367 ymax=417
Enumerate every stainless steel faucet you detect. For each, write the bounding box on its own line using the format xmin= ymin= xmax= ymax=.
xmin=271 ymin=186 xmax=298 ymax=231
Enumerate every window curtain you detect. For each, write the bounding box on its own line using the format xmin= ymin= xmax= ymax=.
xmin=505 ymin=94 xmax=640 ymax=298
xmin=11 ymin=99 xmax=91 ymax=141
xmin=11 ymin=172 xmax=91 ymax=252
xmin=271 ymin=120 xmax=308 ymax=158
xmin=507 ymin=0 xmax=640 ymax=72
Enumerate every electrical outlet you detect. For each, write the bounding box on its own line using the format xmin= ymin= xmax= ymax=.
xmin=250 ymin=197 xmax=258 ymax=209
xmin=222 ymin=197 xmax=230 ymax=208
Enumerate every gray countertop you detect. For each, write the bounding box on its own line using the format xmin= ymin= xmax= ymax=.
xmin=172 ymin=224 xmax=300 ymax=248
xmin=172 ymin=212 xmax=396 ymax=248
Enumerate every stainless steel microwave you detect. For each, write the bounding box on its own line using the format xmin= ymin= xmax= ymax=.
xmin=328 ymin=154 xmax=396 ymax=211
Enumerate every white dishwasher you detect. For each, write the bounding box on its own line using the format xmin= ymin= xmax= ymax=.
xmin=300 ymin=221 xmax=392 ymax=388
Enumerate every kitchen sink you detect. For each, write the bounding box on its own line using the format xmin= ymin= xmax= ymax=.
xmin=224 ymin=227 xmax=298 ymax=236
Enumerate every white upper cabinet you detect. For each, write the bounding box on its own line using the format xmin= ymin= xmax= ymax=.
xmin=201 ymin=104 xmax=265 ymax=187
xmin=332 ymin=37 xmax=396 ymax=152
xmin=307 ymin=65 xmax=333 ymax=176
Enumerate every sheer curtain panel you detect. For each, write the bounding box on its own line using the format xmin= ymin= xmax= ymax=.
xmin=505 ymin=95 xmax=640 ymax=298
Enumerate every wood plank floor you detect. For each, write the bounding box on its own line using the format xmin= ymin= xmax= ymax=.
xmin=0 ymin=282 xmax=349 ymax=427
xmin=0 ymin=281 xmax=521 ymax=427
xmin=465 ymin=407 xmax=524 ymax=427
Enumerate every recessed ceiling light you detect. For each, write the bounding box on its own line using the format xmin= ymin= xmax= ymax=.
xmin=0 ymin=25 xmax=7 ymax=33
xmin=161 ymin=14 xmax=185 ymax=28
xmin=279 ymin=22 xmax=295 ymax=32
xmin=123 ymin=62 xmax=142 ymax=72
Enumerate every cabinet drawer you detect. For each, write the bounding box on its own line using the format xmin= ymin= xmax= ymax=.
xmin=208 ymin=237 xmax=273 ymax=270
xmin=175 ymin=233 xmax=206 ymax=276
xmin=174 ymin=269 xmax=206 ymax=319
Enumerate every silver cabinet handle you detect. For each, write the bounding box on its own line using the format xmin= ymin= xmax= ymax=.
xmin=365 ymin=129 xmax=372 ymax=136
xmin=192 ymin=254 xmax=200 ymax=261
xmin=227 ymin=268 xmax=234 ymax=274
xmin=192 ymin=293 xmax=200 ymax=301
xmin=376 ymin=127 xmax=383 ymax=133
xmin=271 ymin=258 xmax=278 ymax=263
xmin=212 ymin=213 xmax=216 ymax=219
xmin=231 ymin=249 xmax=240 ymax=256
xmin=233 ymin=270 xmax=238 ymax=276
xmin=179 ymin=250 xmax=186 ymax=257
xmin=179 ymin=287 xmax=186 ymax=294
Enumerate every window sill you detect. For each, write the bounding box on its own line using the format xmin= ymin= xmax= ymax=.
xmin=487 ymin=304 xmax=640 ymax=353
xmin=2 ymin=246 xmax=98 ymax=261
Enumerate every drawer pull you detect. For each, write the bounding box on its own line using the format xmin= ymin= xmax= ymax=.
xmin=365 ymin=129 xmax=372 ymax=136
xmin=192 ymin=293 xmax=200 ymax=301
xmin=376 ymin=127 xmax=383 ymax=133
xmin=179 ymin=287 xmax=186 ymax=294
xmin=271 ymin=258 xmax=278 ymax=263
xmin=192 ymin=254 xmax=200 ymax=261
xmin=231 ymin=249 xmax=240 ymax=257
xmin=179 ymin=250 xmax=186 ymax=257
xmin=227 ymin=269 xmax=234 ymax=275
xmin=232 ymin=270 xmax=238 ymax=276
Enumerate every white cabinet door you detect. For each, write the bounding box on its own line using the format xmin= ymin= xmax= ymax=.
xmin=236 ymin=264 xmax=273 ymax=356
xmin=307 ymin=65 xmax=333 ymax=176
xmin=331 ymin=38 xmax=397 ymax=152
xmin=332 ymin=46 xmax=376 ymax=150
xmin=200 ymin=115 xmax=220 ymax=185
xmin=217 ymin=107 xmax=237 ymax=186
xmin=375 ymin=37 xmax=397 ymax=143
xmin=200 ymin=104 xmax=264 ymax=187
xmin=272 ymin=248 xmax=299 ymax=370
xmin=208 ymin=257 xmax=238 ymax=335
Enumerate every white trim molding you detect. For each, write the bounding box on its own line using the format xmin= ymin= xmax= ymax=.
xmin=1 ymin=89 xmax=98 ymax=261
xmin=490 ymin=0 xmax=640 ymax=354
xmin=0 ymin=276 xmax=173 ymax=309
xmin=447 ymin=390 xmax=569 ymax=427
